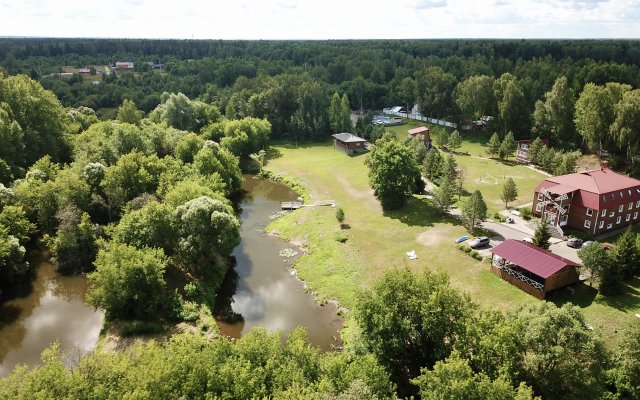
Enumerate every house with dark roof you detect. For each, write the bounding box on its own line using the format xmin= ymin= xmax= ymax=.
xmin=532 ymin=166 xmax=640 ymax=235
xmin=332 ymin=133 xmax=368 ymax=155
xmin=407 ymin=126 xmax=432 ymax=149
xmin=516 ymin=138 xmax=550 ymax=163
xmin=490 ymin=239 xmax=580 ymax=299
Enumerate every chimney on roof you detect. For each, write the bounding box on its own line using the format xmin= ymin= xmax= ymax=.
xmin=601 ymin=160 xmax=609 ymax=170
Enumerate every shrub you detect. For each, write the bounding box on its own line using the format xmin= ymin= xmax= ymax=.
xmin=520 ymin=207 xmax=532 ymax=220
xmin=119 ymin=320 xmax=167 ymax=336
xmin=336 ymin=207 xmax=345 ymax=223
xmin=334 ymin=232 xmax=348 ymax=243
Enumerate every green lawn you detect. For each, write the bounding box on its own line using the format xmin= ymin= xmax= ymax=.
xmin=265 ymin=142 xmax=640 ymax=347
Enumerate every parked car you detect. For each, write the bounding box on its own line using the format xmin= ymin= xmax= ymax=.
xmin=567 ymin=238 xmax=584 ymax=248
xmin=505 ymin=216 xmax=514 ymax=224
xmin=522 ymin=237 xmax=533 ymax=243
xmin=582 ymin=240 xmax=594 ymax=248
xmin=455 ymin=235 xmax=469 ymax=244
xmin=468 ymin=236 xmax=490 ymax=249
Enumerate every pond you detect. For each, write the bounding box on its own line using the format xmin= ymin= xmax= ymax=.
xmin=0 ymin=175 xmax=342 ymax=377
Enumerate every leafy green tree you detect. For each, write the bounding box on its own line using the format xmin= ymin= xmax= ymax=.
xmin=416 ymin=66 xmax=457 ymax=119
xmin=422 ymin=149 xmax=443 ymax=182
xmin=461 ymin=190 xmax=487 ymax=231
xmin=289 ymin=81 xmax=329 ymax=142
xmin=512 ymin=302 xmax=608 ymax=400
xmin=408 ymin=135 xmax=428 ymax=165
xmin=174 ymin=132 xmax=204 ymax=164
xmin=149 ymin=92 xmax=220 ymax=133
xmin=454 ymin=75 xmax=494 ymax=120
xmin=611 ymin=89 xmax=640 ymax=160
xmin=447 ymin=130 xmax=462 ymax=153
xmin=486 ymin=132 xmax=501 ymax=157
xmin=0 ymin=205 xmax=34 ymax=243
xmin=49 ymin=208 xmax=97 ymax=274
xmin=328 ymin=92 xmax=342 ymax=134
xmin=532 ymin=220 xmax=551 ymax=249
xmin=432 ymin=172 xmax=456 ymax=213
xmin=396 ymin=77 xmax=416 ymax=116
xmin=112 ymin=202 xmax=177 ymax=255
xmin=193 ymin=144 xmax=243 ymax=194
xmin=412 ymin=352 xmax=536 ymax=400
xmin=365 ymin=136 xmax=421 ymax=210
xmin=496 ymin=77 xmax=529 ymax=136
xmin=354 ymin=268 xmax=474 ymax=396
xmin=612 ymin=228 xmax=637 ymax=280
xmin=500 ymin=177 xmax=518 ymax=208
xmin=249 ymin=149 xmax=267 ymax=173
xmin=116 ymin=99 xmax=143 ymax=125
xmin=578 ymin=242 xmax=610 ymax=288
xmin=611 ymin=320 xmax=640 ymax=399
xmin=499 ymin=131 xmax=517 ymax=160
xmin=0 ymin=226 xmax=29 ymax=286
xmin=339 ymin=94 xmax=352 ymax=132
xmin=527 ymin=137 xmax=544 ymax=165
xmin=216 ymin=117 xmax=271 ymax=158
xmin=87 ymin=242 xmax=169 ymax=321
xmin=533 ymin=77 xmax=575 ymax=144
xmin=575 ymin=82 xmax=631 ymax=155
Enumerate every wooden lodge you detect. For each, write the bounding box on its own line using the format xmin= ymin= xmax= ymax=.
xmin=332 ymin=133 xmax=368 ymax=155
xmin=490 ymin=239 xmax=579 ymax=299
xmin=407 ymin=126 xmax=432 ymax=149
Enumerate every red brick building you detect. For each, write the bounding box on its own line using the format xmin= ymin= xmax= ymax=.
xmin=407 ymin=126 xmax=432 ymax=149
xmin=532 ymin=167 xmax=640 ymax=235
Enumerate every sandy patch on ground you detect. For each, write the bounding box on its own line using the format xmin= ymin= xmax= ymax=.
xmin=333 ymin=173 xmax=382 ymax=213
xmin=416 ymin=226 xmax=451 ymax=247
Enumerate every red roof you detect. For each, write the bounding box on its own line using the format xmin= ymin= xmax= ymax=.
xmin=490 ymin=240 xmax=579 ymax=279
xmin=536 ymin=168 xmax=640 ymax=210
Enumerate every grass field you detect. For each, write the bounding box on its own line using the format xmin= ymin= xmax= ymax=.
xmin=265 ymin=141 xmax=640 ymax=347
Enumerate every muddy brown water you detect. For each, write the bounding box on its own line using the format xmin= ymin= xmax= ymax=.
xmin=0 ymin=250 xmax=104 ymax=377
xmin=0 ymin=176 xmax=342 ymax=377
xmin=215 ymin=176 xmax=343 ymax=350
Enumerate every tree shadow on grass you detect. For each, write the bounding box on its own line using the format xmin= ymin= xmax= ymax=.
xmin=384 ymin=196 xmax=459 ymax=228
xmin=549 ymin=283 xmax=598 ymax=308
xmin=265 ymin=147 xmax=283 ymax=161
xmin=550 ymin=276 xmax=640 ymax=313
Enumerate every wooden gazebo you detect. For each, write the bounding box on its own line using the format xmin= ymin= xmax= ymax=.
xmin=490 ymin=240 xmax=580 ymax=299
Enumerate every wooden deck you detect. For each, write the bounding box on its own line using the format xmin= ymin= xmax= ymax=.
xmin=281 ymin=201 xmax=303 ymax=210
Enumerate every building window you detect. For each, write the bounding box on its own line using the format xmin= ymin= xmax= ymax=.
xmin=636 ymin=200 xmax=640 ymax=208
xmin=610 ymin=211 xmax=615 ymax=217
xmin=586 ymin=208 xmax=593 ymax=216
xmin=635 ymin=212 xmax=638 ymax=220
xmin=536 ymin=203 xmax=543 ymax=212
xmin=627 ymin=214 xmax=631 ymax=222
xmin=619 ymin=204 xmax=624 ymax=212
xmin=629 ymin=202 xmax=633 ymax=210
xmin=537 ymin=193 xmax=543 ymax=201
xmin=521 ymin=144 xmax=529 ymax=150
xmin=607 ymin=223 xmax=613 ymax=229
xmin=584 ymin=220 xmax=591 ymax=229
xmin=601 ymin=209 xmax=606 ymax=217
xmin=620 ymin=191 xmax=624 ymax=198
xmin=617 ymin=216 xmax=621 ymax=224
xmin=599 ymin=221 xmax=604 ymax=229
xmin=630 ymin=190 xmax=633 ymax=196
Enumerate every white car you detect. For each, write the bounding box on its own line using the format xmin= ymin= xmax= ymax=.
xmin=522 ymin=237 xmax=533 ymax=243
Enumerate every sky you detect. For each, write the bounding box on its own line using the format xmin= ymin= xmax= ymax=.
xmin=1 ymin=0 xmax=639 ymax=39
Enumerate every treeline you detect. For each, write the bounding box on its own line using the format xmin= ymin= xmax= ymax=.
xmin=2 ymin=268 xmax=639 ymax=400
xmin=2 ymin=39 xmax=640 ymax=146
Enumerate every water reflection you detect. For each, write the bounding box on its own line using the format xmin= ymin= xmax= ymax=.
xmin=0 ymin=257 xmax=104 ymax=377
xmin=215 ymin=176 xmax=343 ymax=350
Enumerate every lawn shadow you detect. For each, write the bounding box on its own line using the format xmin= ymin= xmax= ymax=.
xmin=384 ymin=196 xmax=457 ymax=227
xmin=265 ymin=147 xmax=283 ymax=161
xmin=591 ymin=276 xmax=640 ymax=313
xmin=549 ymin=282 xmax=598 ymax=308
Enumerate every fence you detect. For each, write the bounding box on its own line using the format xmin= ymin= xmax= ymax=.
xmin=382 ymin=108 xmax=471 ymax=130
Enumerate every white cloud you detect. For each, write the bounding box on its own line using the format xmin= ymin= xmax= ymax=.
xmin=0 ymin=0 xmax=638 ymax=39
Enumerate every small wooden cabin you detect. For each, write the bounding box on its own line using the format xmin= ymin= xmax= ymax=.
xmin=332 ymin=133 xmax=368 ymax=155
xmin=408 ymin=126 xmax=432 ymax=149
xmin=490 ymin=239 xmax=579 ymax=299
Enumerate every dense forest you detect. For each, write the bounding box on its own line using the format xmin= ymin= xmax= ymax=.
xmin=2 ymin=39 xmax=640 ymax=399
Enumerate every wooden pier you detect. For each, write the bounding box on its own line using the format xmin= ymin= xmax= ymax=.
xmin=281 ymin=200 xmax=336 ymax=210
xmin=281 ymin=201 xmax=303 ymax=210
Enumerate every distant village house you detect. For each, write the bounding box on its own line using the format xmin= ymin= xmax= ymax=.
xmin=407 ymin=126 xmax=432 ymax=149
xmin=517 ymin=138 xmax=550 ymax=163
xmin=332 ymin=133 xmax=368 ymax=155
xmin=115 ymin=61 xmax=134 ymax=70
